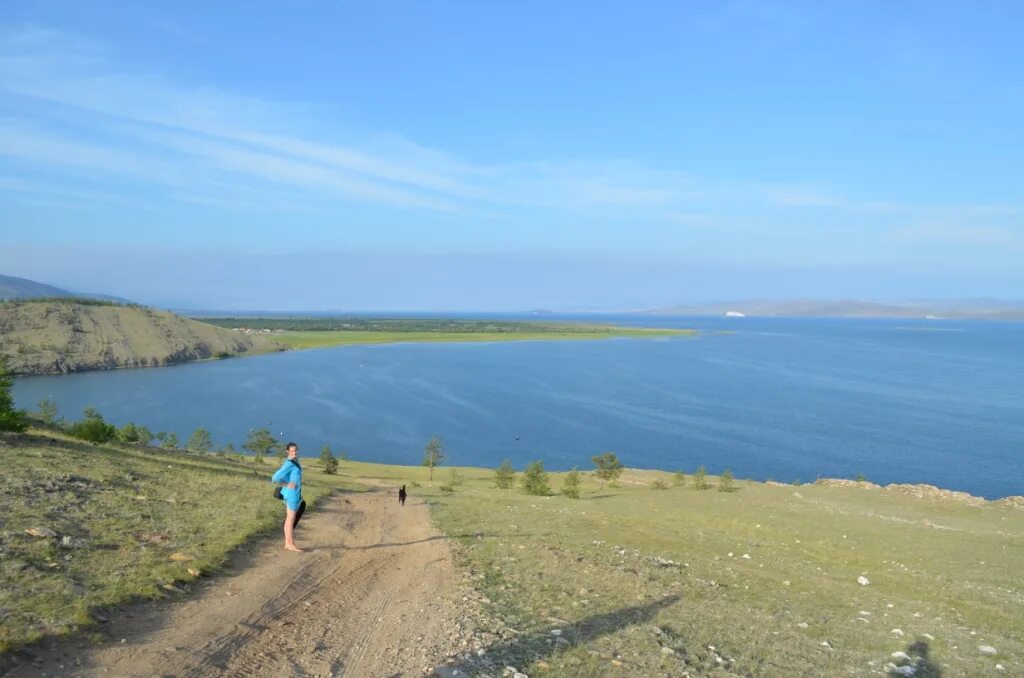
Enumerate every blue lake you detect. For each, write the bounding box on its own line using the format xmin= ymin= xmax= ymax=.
xmin=12 ymin=316 xmax=1024 ymax=498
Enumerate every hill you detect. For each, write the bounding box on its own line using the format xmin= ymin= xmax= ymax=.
xmin=0 ymin=274 xmax=73 ymax=300
xmin=650 ymin=298 xmax=1024 ymax=320
xmin=0 ymin=300 xmax=282 ymax=375
xmin=0 ymin=427 xmax=1020 ymax=675
xmin=0 ymin=273 xmax=134 ymax=305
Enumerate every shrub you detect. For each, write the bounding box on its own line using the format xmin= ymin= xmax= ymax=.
xmin=693 ymin=466 xmax=711 ymax=490
xmin=672 ymin=471 xmax=686 ymax=487
xmin=156 ymin=431 xmax=179 ymax=449
xmin=320 ymin=445 xmax=338 ymax=475
xmin=591 ymin=452 xmax=623 ymax=486
xmin=187 ymin=427 xmax=213 ymax=453
xmin=119 ymin=422 xmax=141 ymax=443
xmin=521 ymin=460 xmax=551 ymax=496
xmin=495 ymin=459 xmax=515 ymax=489
xmin=0 ymin=360 xmax=27 ymax=432
xmin=441 ymin=468 xmax=460 ymax=492
xmin=561 ymin=467 xmax=582 ymax=498
xmin=718 ymin=469 xmax=736 ymax=492
xmin=68 ymin=408 xmax=117 ymax=444
xmin=221 ymin=442 xmax=236 ymax=455
xmin=651 ymin=479 xmax=669 ymax=490
xmin=36 ymin=397 xmax=59 ymax=425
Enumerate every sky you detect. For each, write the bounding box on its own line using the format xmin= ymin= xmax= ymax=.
xmin=1 ymin=1 xmax=1022 ymax=310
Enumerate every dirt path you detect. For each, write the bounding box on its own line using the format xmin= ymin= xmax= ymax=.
xmin=8 ymin=491 xmax=461 ymax=678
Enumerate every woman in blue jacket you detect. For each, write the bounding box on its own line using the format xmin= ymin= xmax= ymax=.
xmin=271 ymin=442 xmax=304 ymax=552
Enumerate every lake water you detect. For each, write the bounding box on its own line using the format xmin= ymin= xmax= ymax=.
xmin=12 ymin=316 xmax=1024 ymax=498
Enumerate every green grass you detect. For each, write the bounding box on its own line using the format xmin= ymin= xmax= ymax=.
xmin=3 ymin=438 xmax=1020 ymax=676
xmin=0 ymin=430 xmax=357 ymax=653
xmin=274 ymin=327 xmax=692 ymax=350
xmin=341 ymin=463 xmax=1024 ymax=676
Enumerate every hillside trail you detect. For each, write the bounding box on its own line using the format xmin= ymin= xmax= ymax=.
xmin=9 ymin=490 xmax=461 ymax=678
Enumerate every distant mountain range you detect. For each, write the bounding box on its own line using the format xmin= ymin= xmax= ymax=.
xmin=0 ymin=273 xmax=134 ymax=305
xmin=647 ymin=298 xmax=1024 ymax=320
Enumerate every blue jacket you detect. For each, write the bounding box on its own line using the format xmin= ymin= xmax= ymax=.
xmin=272 ymin=459 xmax=303 ymax=501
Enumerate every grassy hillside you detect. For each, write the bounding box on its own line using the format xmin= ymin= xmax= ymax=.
xmin=349 ymin=463 xmax=1024 ymax=677
xmin=1 ymin=431 xmax=1020 ymax=675
xmin=0 ymin=429 xmax=356 ymax=653
xmin=0 ymin=301 xmax=282 ymax=375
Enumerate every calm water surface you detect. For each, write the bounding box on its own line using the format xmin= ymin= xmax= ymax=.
xmin=13 ymin=316 xmax=1024 ymax=498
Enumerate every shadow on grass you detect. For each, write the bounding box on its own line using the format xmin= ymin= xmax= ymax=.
xmin=448 ymin=594 xmax=682 ymax=673
xmin=887 ymin=639 xmax=941 ymax=677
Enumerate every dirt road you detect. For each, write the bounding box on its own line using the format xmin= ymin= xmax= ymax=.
xmin=9 ymin=491 xmax=460 ymax=677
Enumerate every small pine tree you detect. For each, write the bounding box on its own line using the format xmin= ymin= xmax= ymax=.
xmin=119 ymin=422 xmax=141 ymax=443
xmin=320 ymin=445 xmax=338 ymax=475
xmin=222 ymin=442 xmax=236 ymax=455
xmin=591 ymin=452 xmax=624 ymax=486
xmin=187 ymin=427 xmax=213 ymax=453
xmin=162 ymin=431 xmax=179 ymax=449
xmin=36 ymin=397 xmax=59 ymax=425
xmin=672 ymin=470 xmax=686 ymax=487
xmin=243 ymin=428 xmax=275 ymax=462
xmin=0 ymin=359 xmax=28 ymax=432
xmin=521 ymin=460 xmax=550 ymax=496
xmin=561 ymin=467 xmax=582 ymax=498
xmin=693 ymin=466 xmax=710 ymax=490
xmin=135 ymin=425 xmax=154 ymax=446
xmin=494 ymin=459 xmax=515 ymax=489
xmin=718 ymin=469 xmax=736 ymax=492
xmin=422 ymin=436 xmax=446 ymax=480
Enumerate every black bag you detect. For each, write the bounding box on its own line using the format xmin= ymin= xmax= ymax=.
xmin=273 ymin=459 xmax=300 ymax=500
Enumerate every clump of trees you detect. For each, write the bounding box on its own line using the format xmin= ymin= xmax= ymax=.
xmin=68 ymin=407 xmax=117 ymax=444
xmin=0 ymin=359 xmax=27 ymax=432
xmin=423 ymin=436 xmax=445 ymax=480
xmin=494 ymin=459 xmax=515 ymax=489
xmin=521 ymin=460 xmax=550 ymax=496
xmin=718 ymin=469 xmax=736 ymax=492
xmin=320 ymin=445 xmax=338 ymax=475
xmin=591 ymin=451 xmax=623 ymax=487
xmin=156 ymin=431 xmax=179 ymax=449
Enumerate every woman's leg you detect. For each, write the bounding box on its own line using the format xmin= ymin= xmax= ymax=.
xmin=284 ymin=507 xmax=302 ymax=551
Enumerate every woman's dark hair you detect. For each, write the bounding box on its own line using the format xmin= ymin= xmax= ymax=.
xmin=286 ymin=442 xmax=298 ymax=451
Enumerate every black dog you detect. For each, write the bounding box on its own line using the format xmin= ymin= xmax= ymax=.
xmin=398 ymin=485 xmax=407 ymax=506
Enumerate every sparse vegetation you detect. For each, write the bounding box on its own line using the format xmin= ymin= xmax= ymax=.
xmin=718 ymin=468 xmax=736 ymax=492
xmin=423 ymin=436 xmax=446 ymax=480
xmin=561 ymin=467 xmax=582 ymax=498
xmin=67 ymin=407 xmax=117 ymax=444
xmin=243 ymin=428 xmax=275 ymax=463
xmin=521 ymin=460 xmax=550 ymax=496
xmin=36 ymin=397 xmax=59 ymax=425
xmin=494 ymin=459 xmax=515 ymax=489
xmin=186 ymin=427 xmax=213 ymax=453
xmin=0 ymin=359 xmax=28 ymax=432
xmin=591 ymin=451 xmax=624 ymax=486
xmin=320 ymin=445 xmax=338 ymax=475
xmin=693 ymin=465 xmax=711 ymax=489
xmin=651 ymin=479 xmax=669 ymax=490
xmin=672 ymin=470 xmax=686 ymax=486
xmin=156 ymin=431 xmax=179 ymax=450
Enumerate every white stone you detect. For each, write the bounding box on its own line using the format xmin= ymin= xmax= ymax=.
xmin=857 ymin=576 xmax=870 ymax=586
xmin=742 ymin=554 xmax=751 ymax=559
xmin=891 ymin=629 xmax=904 ymax=637
xmin=797 ymin=622 xmax=808 ymax=629
xmin=978 ymin=645 xmax=998 ymax=655
xmin=891 ymin=651 xmax=912 ymax=661
xmin=821 ymin=641 xmax=832 ymax=648
xmin=859 ymin=611 xmax=872 ymax=616
xmin=661 ymin=646 xmax=675 ymax=655
xmin=996 ymin=664 xmax=1006 ymax=671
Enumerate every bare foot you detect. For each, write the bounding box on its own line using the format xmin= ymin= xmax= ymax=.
xmin=285 ymin=545 xmax=304 ymax=553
